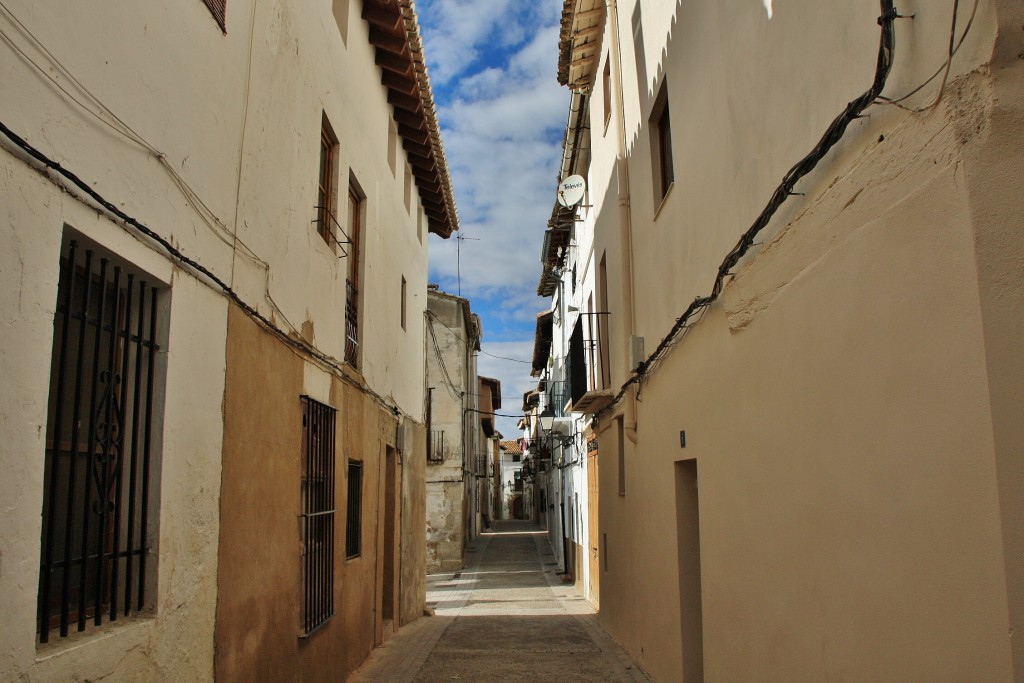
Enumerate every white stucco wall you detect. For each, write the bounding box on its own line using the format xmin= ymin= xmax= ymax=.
xmin=580 ymin=0 xmax=1023 ymax=680
xmin=1 ymin=0 xmax=434 ymax=678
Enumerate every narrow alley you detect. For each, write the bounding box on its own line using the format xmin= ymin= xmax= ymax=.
xmin=351 ymin=520 xmax=650 ymax=682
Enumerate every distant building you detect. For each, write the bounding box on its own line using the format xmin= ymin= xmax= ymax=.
xmin=476 ymin=376 xmax=502 ymax=530
xmin=498 ymin=439 xmax=528 ymax=520
xmin=425 ymin=287 xmax=480 ymax=571
xmin=0 ymin=0 xmax=457 ymax=680
xmin=541 ymin=0 xmax=1023 ymax=680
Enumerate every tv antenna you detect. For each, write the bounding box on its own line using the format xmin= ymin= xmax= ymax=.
xmin=456 ymin=232 xmax=479 ymax=296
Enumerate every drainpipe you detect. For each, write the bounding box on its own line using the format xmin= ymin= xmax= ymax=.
xmin=608 ymin=0 xmax=639 ymax=444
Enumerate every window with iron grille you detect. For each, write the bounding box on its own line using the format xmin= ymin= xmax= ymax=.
xmin=345 ymin=461 xmax=362 ymax=559
xmin=300 ymin=396 xmax=336 ymax=636
xmin=200 ymin=0 xmax=226 ymax=32
xmin=344 ymin=182 xmax=364 ymax=367
xmin=427 ymin=430 xmax=445 ymax=463
xmin=38 ymin=238 xmax=165 ymax=643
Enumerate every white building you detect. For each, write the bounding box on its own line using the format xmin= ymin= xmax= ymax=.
xmin=0 ymin=0 xmax=457 ymax=679
xmin=546 ymin=0 xmax=1024 ymax=680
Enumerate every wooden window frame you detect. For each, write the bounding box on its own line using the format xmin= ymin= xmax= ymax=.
xmin=317 ymin=115 xmax=339 ymax=246
xmin=650 ymin=83 xmax=674 ymax=204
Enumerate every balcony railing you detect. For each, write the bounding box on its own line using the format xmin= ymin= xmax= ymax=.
xmin=312 ymin=205 xmax=351 ymax=257
xmin=344 ymin=279 xmax=359 ymax=367
xmin=428 ymin=430 xmax=445 ymax=463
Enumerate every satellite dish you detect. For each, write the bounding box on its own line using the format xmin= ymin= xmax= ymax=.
xmin=557 ymin=175 xmax=586 ymax=208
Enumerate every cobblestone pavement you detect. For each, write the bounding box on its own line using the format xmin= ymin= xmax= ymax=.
xmin=349 ymin=520 xmax=652 ymax=682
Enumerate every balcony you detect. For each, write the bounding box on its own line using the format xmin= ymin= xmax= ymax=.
xmin=345 ymin=279 xmax=359 ymax=367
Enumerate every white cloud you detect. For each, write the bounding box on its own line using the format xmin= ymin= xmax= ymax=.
xmin=429 ymin=25 xmax=567 ymax=297
xmin=418 ymin=0 xmax=562 ymax=86
xmin=419 ymin=0 xmax=566 ymax=428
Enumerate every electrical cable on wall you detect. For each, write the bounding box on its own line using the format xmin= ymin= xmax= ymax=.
xmin=599 ymin=0 xmax=902 ymax=416
xmin=876 ymin=0 xmax=979 ymax=113
xmin=0 ymin=119 xmax=402 ymax=418
xmin=0 ymin=1 xmax=264 ymax=265
xmin=426 ymin=310 xmax=532 ymax=365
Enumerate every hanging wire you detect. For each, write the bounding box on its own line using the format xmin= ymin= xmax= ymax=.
xmin=0 ymin=0 xmax=266 ymax=265
xmin=0 ymin=119 xmax=402 ymax=417
xmin=875 ymin=0 xmax=980 ymax=113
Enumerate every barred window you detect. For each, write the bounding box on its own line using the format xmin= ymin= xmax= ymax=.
xmin=38 ymin=238 xmax=165 ymax=643
xmin=300 ymin=396 xmax=336 ymax=636
xmin=345 ymin=461 xmax=362 ymax=559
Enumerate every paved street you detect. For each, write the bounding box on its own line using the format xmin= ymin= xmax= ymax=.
xmin=350 ymin=520 xmax=651 ymax=682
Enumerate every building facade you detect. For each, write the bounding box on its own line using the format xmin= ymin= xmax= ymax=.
xmin=0 ymin=0 xmax=456 ymax=680
xmin=544 ymin=0 xmax=1023 ymax=680
xmin=425 ymin=287 xmax=480 ymax=572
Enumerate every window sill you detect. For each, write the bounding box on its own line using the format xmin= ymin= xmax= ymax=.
xmin=36 ymin=613 xmax=153 ymax=659
xmin=653 ymin=181 xmax=675 ymax=221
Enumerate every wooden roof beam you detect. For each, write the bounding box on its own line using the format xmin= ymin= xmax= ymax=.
xmin=375 ymin=47 xmax=414 ymax=76
xmin=575 ymin=7 xmax=604 ymax=21
xmin=402 ymin=137 xmax=433 ymax=157
xmin=381 ymin=70 xmax=418 ymax=95
xmin=362 ymin=1 xmax=402 ymax=31
xmin=387 ymin=88 xmax=423 ymax=114
xmin=368 ymin=25 xmax=407 ymax=54
xmin=398 ymin=121 xmax=429 ymax=144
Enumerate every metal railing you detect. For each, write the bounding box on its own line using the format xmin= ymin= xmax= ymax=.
xmin=312 ymin=205 xmax=351 ymax=257
xmin=428 ymin=430 xmax=445 ymax=463
xmin=344 ymin=279 xmax=359 ymax=367
xmin=300 ymin=396 xmax=336 ymax=636
xmin=38 ymin=240 xmax=160 ymax=642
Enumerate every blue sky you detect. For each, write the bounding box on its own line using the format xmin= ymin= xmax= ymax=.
xmin=418 ymin=0 xmax=567 ymax=437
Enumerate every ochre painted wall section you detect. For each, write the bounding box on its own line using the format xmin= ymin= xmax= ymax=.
xmin=217 ymin=307 xmax=410 ymax=682
xmin=216 ymin=306 xmax=306 ymax=682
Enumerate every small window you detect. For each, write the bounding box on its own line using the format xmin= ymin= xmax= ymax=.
xmin=403 ymin=164 xmax=413 ymax=213
xmin=387 ymin=123 xmax=399 ymax=177
xmin=332 ymin=0 xmax=350 ymax=45
xmin=602 ymin=57 xmax=612 ymax=130
xmin=300 ymin=397 xmax=336 ymax=635
xmin=200 ymin=0 xmax=226 ymax=32
xmin=400 ymin=276 xmax=407 ymax=330
xmin=317 ymin=115 xmax=339 ymax=245
xmin=650 ymin=83 xmax=674 ymax=203
xmin=345 ymin=461 xmax=362 ymax=559
xmin=513 ymin=453 xmax=521 ymax=463
xmin=617 ymin=416 xmax=626 ymax=495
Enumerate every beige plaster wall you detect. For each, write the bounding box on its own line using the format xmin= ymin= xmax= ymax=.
xmin=1 ymin=0 xmax=432 ymax=679
xmin=589 ymin=0 xmax=1022 ymax=680
xmin=229 ymin=0 xmax=429 ymax=419
xmin=0 ymin=148 xmax=226 ymax=682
